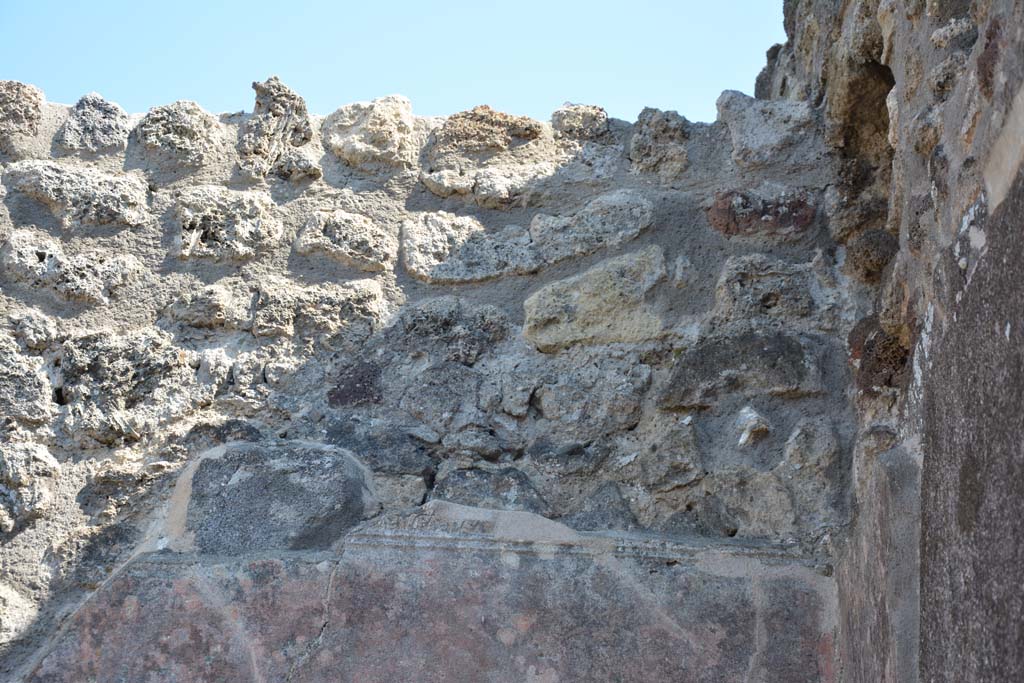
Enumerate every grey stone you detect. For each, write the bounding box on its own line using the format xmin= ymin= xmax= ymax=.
xmin=659 ymin=329 xmax=823 ymax=410
xmin=295 ymin=209 xmax=398 ymax=272
xmin=186 ymin=441 xmax=377 ymax=554
xmin=136 ymin=100 xmax=220 ymax=167
xmin=237 ymin=76 xmax=314 ymax=180
xmin=431 ymin=465 xmax=549 ymax=514
xmin=55 ymin=93 xmax=130 ymax=154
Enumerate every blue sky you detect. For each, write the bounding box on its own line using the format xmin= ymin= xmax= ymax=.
xmin=1 ymin=1 xmax=785 ymax=123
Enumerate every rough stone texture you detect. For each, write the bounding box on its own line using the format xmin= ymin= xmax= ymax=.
xmin=2 ymin=1 xmax=1023 ymax=675
xmin=524 ymin=245 xmax=666 ymax=352
xmin=173 ymin=185 xmax=282 ymax=260
xmin=296 ymin=209 xmax=398 ymax=271
xmin=717 ymin=90 xmax=822 ymax=171
xmin=658 ymin=329 xmax=824 ymax=410
xmin=629 ymin=107 xmax=691 ymax=181
xmin=0 ymin=73 xmax=852 ymax=678
xmin=236 ymin=76 xmax=318 ymax=181
xmin=551 ymin=103 xmax=609 ymax=139
xmin=0 ymin=81 xmax=43 ymax=150
xmin=135 ymin=100 xmax=221 ymax=168
xmin=54 ymin=93 xmax=130 ymax=155
xmin=759 ymin=0 xmax=1024 ymax=680
xmin=323 ymin=94 xmax=425 ymax=169
xmin=0 ymin=443 xmax=60 ymax=534
xmin=420 ymin=105 xmax=563 ymax=207
xmin=3 ymin=160 xmax=149 ymax=229
xmin=1 ymin=228 xmax=142 ymax=304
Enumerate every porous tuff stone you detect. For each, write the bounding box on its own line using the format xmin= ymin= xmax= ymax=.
xmin=1 ymin=228 xmax=143 ymax=304
xmin=3 ymin=160 xmax=149 ymax=229
xmin=295 ymin=209 xmax=398 ymax=272
xmin=323 ymin=94 xmax=424 ymax=169
xmin=0 ymin=80 xmax=43 ymax=147
xmin=420 ymin=104 xmax=561 ymax=207
xmin=173 ymin=185 xmax=282 ymax=260
xmin=135 ymin=100 xmax=220 ymax=167
xmin=185 ymin=441 xmax=377 ymax=554
xmin=54 ymin=93 xmax=130 ymax=154
xmin=237 ymin=76 xmax=317 ymax=180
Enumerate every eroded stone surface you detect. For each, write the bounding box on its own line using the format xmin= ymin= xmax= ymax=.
xmin=296 ymin=209 xmax=398 ymax=271
xmin=323 ymin=94 xmax=424 ymax=169
xmin=2 ymin=228 xmax=143 ymax=304
xmin=421 ymin=105 xmax=561 ymax=207
xmin=524 ymin=245 xmax=666 ymax=352
xmin=136 ymin=100 xmax=220 ymax=168
xmin=3 ymin=160 xmax=149 ymax=229
xmin=237 ymin=76 xmax=317 ymax=180
xmin=629 ymin=107 xmax=691 ymax=181
xmin=0 ymin=81 xmax=43 ymax=149
xmin=173 ymin=185 xmax=281 ymax=260
xmin=0 ymin=442 xmax=60 ymax=534
xmin=717 ymin=90 xmax=822 ymax=171
xmin=54 ymin=93 xmax=130 ymax=154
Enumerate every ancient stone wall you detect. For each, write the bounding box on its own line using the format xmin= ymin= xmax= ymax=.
xmin=764 ymin=0 xmax=1024 ymax=680
xmin=1 ymin=1 xmax=1022 ymax=680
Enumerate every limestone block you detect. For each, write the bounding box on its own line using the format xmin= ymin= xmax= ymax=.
xmin=0 ymin=441 xmax=60 ymax=533
xmin=551 ymin=103 xmax=608 ymax=139
xmin=173 ymin=185 xmax=281 ymax=261
xmin=2 ymin=228 xmax=143 ymax=304
xmin=136 ymin=100 xmax=220 ymax=167
xmin=716 ymin=90 xmax=820 ymax=170
xmin=0 ymin=80 xmax=43 ymax=148
xmin=0 ymin=334 xmax=54 ymax=427
xmin=55 ymin=330 xmax=218 ymax=446
xmin=3 ymin=160 xmax=149 ymax=229
xmin=529 ymin=188 xmax=655 ymax=264
xmin=55 ymin=93 xmax=130 ymax=154
xmin=296 ymin=209 xmax=398 ymax=272
xmin=323 ymin=94 xmax=421 ymax=169
xmin=237 ymin=76 xmax=315 ymax=180
xmin=401 ymin=211 xmax=537 ymax=283
xmin=629 ymin=107 xmax=691 ymax=181
xmin=420 ymin=105 xmax=560 ymax=207
xmin=523 ymin=245 xmax=666 ymax=352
